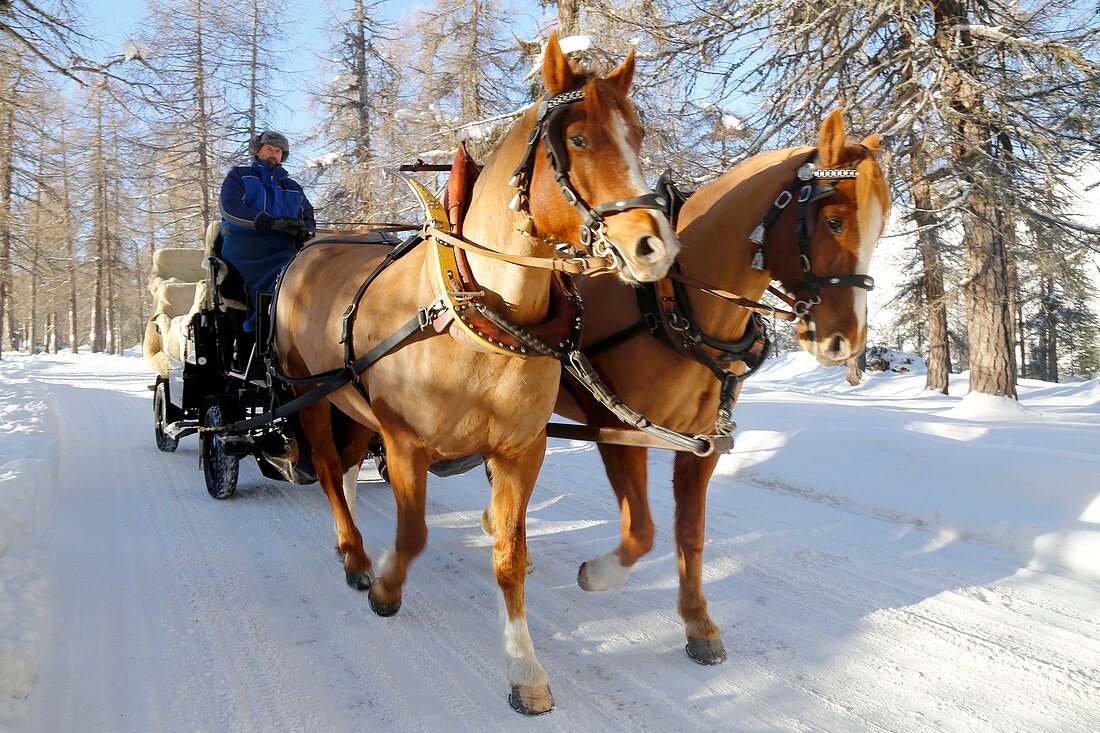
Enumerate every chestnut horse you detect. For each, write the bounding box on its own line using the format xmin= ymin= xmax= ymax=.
xmin=274 ymin=36 xmax=678 ymax=715
xmin=550 ymin=110 xmax=889 ymax=663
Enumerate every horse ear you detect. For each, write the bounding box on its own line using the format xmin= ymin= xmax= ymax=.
xmin=543 ymin=33 xmax=577 ymax=96
xmin=606 ymin=47 xmax=636 ymax=93
xmin=817 ymin=109 xmax=847 ymax=165
xmin=860 ymin=133 xmax=883 ymax=159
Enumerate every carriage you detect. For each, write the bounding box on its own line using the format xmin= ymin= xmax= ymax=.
xmin=143 ymin=221 xmax=398 ymax=499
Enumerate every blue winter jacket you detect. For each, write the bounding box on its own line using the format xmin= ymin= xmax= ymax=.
xmin=219 ymin=158 xmax=316 ymax=237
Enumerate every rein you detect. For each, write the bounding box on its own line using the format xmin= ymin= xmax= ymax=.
xmin=424 ymin=225 xmax=615 ymax=276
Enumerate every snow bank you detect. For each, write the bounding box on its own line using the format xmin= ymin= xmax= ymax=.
xmin=720 ymin=352 xmax=1100 ymax=583
xmin=0 ymin=356 xmax=58 ymax=728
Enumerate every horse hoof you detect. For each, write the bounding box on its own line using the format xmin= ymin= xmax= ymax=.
xmin=577 ymin=562 xmax=595 ymax=591
xmin=508 ymin=685 xmax=554 ymax=716
xmin=345 ymin=569 xmax=374 ymax=592
xmin=368 ymin=587 xmax=401 ymax=617
xmin=685 ymin=636 xmax=727 ymax=665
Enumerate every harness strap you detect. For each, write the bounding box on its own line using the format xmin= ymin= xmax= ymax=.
xmin=668 ymin=271 xmax=798 ymax=322
xmin=583 ymin=320 xmax=652 ymax=359
xmin=350 ymin=300 xmax=446 ymax=377
xmin=229 ymin=373 xmax=352 ymax=432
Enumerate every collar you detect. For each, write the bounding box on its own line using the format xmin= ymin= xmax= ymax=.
xmin=252 ymin=157 xmax=287 ymax=180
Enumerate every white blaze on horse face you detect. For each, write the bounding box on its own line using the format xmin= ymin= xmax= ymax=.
xmin=853 ymin=191 xmax=884 ymax=333
xmin=497 ymin=589 xmax=549 ymax=688
xmin=607 ymin=110 xmax=678 ymax=264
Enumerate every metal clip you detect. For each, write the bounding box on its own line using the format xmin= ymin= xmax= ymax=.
xmin=774 ymin=190 xmax=793 ymax=209
xmin=797 ymin=163 xmax=816 ymax=181
xmin=417 ymin=298 xmax=448 ymax=330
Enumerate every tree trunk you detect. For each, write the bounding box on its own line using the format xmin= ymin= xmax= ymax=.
xmin=1044 ymin=274 xmax=1058 ymax=381
xmin=0 ymin=102 xmax=13 ymax=358
xmin=92 ymin=94 xmax=107 ymax=353
xmin=556 ymin=0 xmax=581 ymax=36
xmin=353 ymin=0 xmax=372 ymax=214
xmin=933 ymin=0 xmax=1016 ymax=398
xmin=248 ymin=0 xmax=259 ymax=143
xmin=194 ymin=0 xmax=214 ymax=230
xmin=911 ymin=175 xmax=951 ymax=393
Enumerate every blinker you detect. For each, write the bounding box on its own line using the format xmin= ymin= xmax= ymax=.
xmin=809 ymin=184 xmax=836 ymax=203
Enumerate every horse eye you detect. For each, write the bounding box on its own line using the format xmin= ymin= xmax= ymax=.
xmin=570 ymin=135 xmax=588 ymax=149
xmin=826 ymin=218 xmax=844 ymax=234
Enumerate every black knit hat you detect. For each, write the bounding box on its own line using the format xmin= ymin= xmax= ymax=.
xmin=250 ymin=131 xmax=290 ymax=162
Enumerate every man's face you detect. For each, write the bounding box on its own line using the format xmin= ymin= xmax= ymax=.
xmin=258 ymin=143 xmax=283 ymax=165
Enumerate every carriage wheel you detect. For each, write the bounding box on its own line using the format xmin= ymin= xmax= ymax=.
xmin=201 ymin=401 xmax=239 ymax=499
xmin=153 ymin=379 xmax=180 ymax=453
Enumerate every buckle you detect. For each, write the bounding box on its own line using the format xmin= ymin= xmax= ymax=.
xmin=417 ymin=298 xmax=447 ymax=330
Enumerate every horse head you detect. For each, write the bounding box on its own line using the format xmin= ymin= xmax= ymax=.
xmin=521 ymin=35 xmax=680 ymax=284
xmin=764 ymin=110 xmax=890 ymax=364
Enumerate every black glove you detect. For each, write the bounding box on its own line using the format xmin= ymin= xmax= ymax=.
xmin=271 ymin=217 xmax=303 ymax=236
xmin=254 ymin=211 xmax=274 ymax=231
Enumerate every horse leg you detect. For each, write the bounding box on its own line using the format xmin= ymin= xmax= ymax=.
xmin=297 ymin=400 xmax=374 ymax=591
xmin=578 ymin=444 xmax=654 ymax=592
xmin=332 ymin=417 xmax=374 ymax=558
xmin=487 ymin=440 xmax=553 ymax=715
xmin=366 ymin=432 xmax=429 ymax=617
xmin=673 ymin=450 xmax=727 ymax=664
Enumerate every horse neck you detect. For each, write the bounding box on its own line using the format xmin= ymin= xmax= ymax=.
xmin=677 ymin=148 xmax=813 ymax=341
xmin=460 ymin=110 xmax=553 ymax=326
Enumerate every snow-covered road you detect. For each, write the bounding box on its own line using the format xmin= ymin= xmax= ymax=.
xmin=3 ymin=352 xmax=1099 ymax=732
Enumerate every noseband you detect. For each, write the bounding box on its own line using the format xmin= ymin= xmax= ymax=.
xmin=749 ymin=156 xmax=876 ymax=338
xmin=508 ymin=88 xmax=667 ymax=269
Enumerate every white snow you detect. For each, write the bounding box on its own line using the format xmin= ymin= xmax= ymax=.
xmin=1 ymin=349 xmax=1098 ymax=731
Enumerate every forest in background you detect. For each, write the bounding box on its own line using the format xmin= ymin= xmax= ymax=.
xmin=0 ymin=0 xmax=1098 ymax=396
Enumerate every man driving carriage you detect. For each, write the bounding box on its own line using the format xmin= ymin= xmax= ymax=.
xmin=218 ymin=130 xmax=316 ymax=333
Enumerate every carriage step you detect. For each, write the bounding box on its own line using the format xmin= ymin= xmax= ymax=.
xmin=165 ymin=420 xmax=199 ymax=440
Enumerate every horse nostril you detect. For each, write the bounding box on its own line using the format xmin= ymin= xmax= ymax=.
xmin=636 ymin=236 xmax=660 ymax=260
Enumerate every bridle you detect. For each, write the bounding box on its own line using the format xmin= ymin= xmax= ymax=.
xmin=508 ymin=87 xmax=668 ymax=270
xmin=749 ymin=155 xmax=876 ymax=340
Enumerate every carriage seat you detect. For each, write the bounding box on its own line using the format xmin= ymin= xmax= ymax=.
xmin=144 ymin=247 xmax=208 ymax=376
xmin=203 ymin=221 xmax=248 ymax=312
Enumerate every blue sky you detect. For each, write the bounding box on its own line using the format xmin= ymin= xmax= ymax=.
xmin=84 ymin=1 xmax=443 ymax=162
xmin=84 ymin=1 xmax=552 ymax=164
